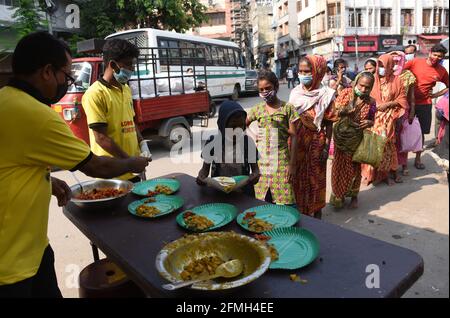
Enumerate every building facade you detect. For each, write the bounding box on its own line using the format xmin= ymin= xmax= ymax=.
xmin=250 ymin=0 xmax=274 ymax=69
xmin=189 ymin=0 xmax=233 ymax=40
xmin=294 ymin=0 xmax=449 ymax=71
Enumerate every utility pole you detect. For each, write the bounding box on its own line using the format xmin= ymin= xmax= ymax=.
xmin=353 ymin=0 xmax=359 ymax=72
xmin=44 ymin=0 xmax=56 ymax=35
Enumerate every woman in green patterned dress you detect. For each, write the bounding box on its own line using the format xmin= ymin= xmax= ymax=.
xmin=246 ymin=70 xmax=299 ymax=205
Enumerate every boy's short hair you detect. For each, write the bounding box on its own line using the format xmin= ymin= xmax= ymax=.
xmin=431 ymin=43 xmax=448 ymax=55
xmin=103 ymin=39 xmax=140 ymax=65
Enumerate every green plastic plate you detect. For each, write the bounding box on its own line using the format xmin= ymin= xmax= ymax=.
xmin=263 ymin=227 xmax=320 ymax=270
xmin=132 ymin=178 xmax=181 ymax=196
xmin=232 ymin=175 xmax=249 ymax=184
xmin=128 ymin=194 xmax=184 ymax=218
xmin=176 ymin=203 xmax=238 ymax=232
xmin=237 ymin=204 xmax=300 ymax=233
xmin=128 ymin=201 xmax=175 ymax=218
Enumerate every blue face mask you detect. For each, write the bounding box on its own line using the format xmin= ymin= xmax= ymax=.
xmin=113 ymin=63 xmax=133 ymax=84
xmin=299 ymin=74 xmax=313 ymax=86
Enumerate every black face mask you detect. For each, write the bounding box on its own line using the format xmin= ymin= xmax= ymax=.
xmin=47 ymin=69 xmax=69 ymax=104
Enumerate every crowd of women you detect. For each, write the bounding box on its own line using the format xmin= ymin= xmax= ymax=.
xmin=201 ymin=43 xmax=448 ymax=220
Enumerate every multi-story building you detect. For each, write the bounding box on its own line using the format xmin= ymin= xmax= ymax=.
xmin=250 ymin=0 xmax=274 ymax=68
xmin=189 ymin=0 xmax=233 ymax=41
xmin=273 ymin=0 xmax=299 ymax=77
xmin=295 ymin=0 xmax=449 ymax=71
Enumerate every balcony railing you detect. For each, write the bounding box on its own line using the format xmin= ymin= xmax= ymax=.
xmin=328 ymin=15 xmax=341 ymax=29
xmin=422 ymin=25 xmax=449 ymax=34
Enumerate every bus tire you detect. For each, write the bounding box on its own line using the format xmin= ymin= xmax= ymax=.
xmin=163 ymin=124 xmax=191 ymax=150
xmin=231 ymin=84 xmax=241 ymax=101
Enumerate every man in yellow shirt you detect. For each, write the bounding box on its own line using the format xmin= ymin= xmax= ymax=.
xmin=0 ymin=32 xmax=150 ymax=297
xmin=83 ymin=39 xmax=151 ymax=182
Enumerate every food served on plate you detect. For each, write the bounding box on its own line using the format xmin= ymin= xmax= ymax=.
xmin=183 ymin=211 xmax=214 ymax=231
xmin=136 ymin=204 xmax=161 ymax=217
xmin=146 ymin=185 xmax=174 ymax=196
xmin=76 ymin=188 xmax=125 ymax=200
xmin=180 ymin=256 xmax=225 ymax=281
xmin=242 ymin=212 xmax=273 ymax=233
xmin=213 ymin=177 xmax=236 ymax=192
xmin=144 ymin=197 xmax=156 ymax=203
xmin=155 ymin=185 xmax=174 ymax=194
xmin=253 ymin=234 xmax=278 ymax=261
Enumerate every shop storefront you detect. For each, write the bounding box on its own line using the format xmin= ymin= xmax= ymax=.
xmin=378 ymin=35 xmax=403 ymax=53
xmin=343 ymin=35 xmax=378 ymax=53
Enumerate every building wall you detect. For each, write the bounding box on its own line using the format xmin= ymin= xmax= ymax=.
xmin=188 ymin=0 xmax=233 ymax=40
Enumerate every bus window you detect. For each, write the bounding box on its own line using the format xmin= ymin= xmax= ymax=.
xmin=168 ymin=40 xmax=180 ymax=65
xmin=217 ymin=47 xmax=225 ymax=65
xmin=211 ymin=46 xmax=219 ymax=65
xmin=158 ymin=39 xmax=169 ymax=65
xmin=195 ymin=44 xmax=207 ymax=66
xmin=205 ymin=45 xmax=212 ymax=65
xmin=234 ymin=50 xmax=240 ymax=67
xmin=222 ymin=47 xmax=230 ymax=65
xmin=226 ymin=48 xmax=235 ymax=66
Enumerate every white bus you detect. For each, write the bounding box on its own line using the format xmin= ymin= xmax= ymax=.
xmin=105 ymin=28 xmax=246 ymax=100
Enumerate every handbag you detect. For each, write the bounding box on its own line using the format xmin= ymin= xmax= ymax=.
xmin=400 ymin=117 xmax=423 ymax=153
xmin=352 ymin=130 xmax=387 ymax=168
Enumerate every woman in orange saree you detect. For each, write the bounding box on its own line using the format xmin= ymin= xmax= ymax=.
xmin=362 ymin=54 xmax=408 ymax=185
xmin=288 ymin=55 xmax=337 ymax=219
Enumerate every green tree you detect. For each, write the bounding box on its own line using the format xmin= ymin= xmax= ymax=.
xmin=11 ymin=0 xmax=48 ymax=38
xmin=117 ymin=0 xmax=209 ymax=32
xmin=75 ymin=0 xmax=209 ymax=40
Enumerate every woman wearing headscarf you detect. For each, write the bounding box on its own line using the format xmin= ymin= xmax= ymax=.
xmin=330 ymin=72 xmax=376 ymax=209
xmin=362 ymin=54 xmax=408 ymax=185
xmin=288 ymin=55 xmax=337 ymax=219
xmin=389 ymin=50 xmax=417 ymax=177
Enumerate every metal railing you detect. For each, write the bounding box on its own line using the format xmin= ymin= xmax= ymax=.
xmin=128 ymin=46 xmax=208 ymax=100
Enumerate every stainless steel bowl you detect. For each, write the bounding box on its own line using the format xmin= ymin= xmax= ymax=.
xmin=156 ymin=231 xmax=271 ymax=291
xmin=70 ymin=179 xmax=134 ymax=210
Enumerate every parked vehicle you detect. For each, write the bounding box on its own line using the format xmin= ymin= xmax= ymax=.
xmin=51 ymin=39 xmax=210 ymax=149
xmin=244 ymin=70 xmax=258 ymax=95
xmin=106 ymin=28 xmax=246 ymax=101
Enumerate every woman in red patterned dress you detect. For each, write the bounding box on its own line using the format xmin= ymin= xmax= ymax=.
xmin=330 ymin=72 xmax=376 ymax=209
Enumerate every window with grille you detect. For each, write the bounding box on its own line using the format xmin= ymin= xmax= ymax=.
xmin=381 ymin=9 xmax=391 ymax=27
xmin=348 ymin=9 xmax=362 ymax=27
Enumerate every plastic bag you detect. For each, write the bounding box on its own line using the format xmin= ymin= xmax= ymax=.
xmin=399 ymin=117 xmax=423 ymax=153
xmin=352 ymin=130 xmax=387 ymax=168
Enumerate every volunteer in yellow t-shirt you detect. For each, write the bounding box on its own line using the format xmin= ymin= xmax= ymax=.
xmin=0 ymin=32 xmax=150 ymax=298
xmin=83 ymin=39 xmax=151 ymax=182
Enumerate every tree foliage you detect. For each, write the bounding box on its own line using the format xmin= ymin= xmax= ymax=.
xmin=11 ymin=0 xmax=48 ymax=38
xmin=75 ymin=0 xmax=209 ymax=39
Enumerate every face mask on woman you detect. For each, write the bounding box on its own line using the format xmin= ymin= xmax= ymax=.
xmin=405 ymin=53 xmax=415 ymax=62
xmin=378 ymin=67 xmax=386 ymax=77
xmin=354 ymin=86 xmax=368 ymax=97
xmin=299 ymin=74 xmax=313 ymax=86
xmin=259 ymin=90 xmax=277 ymax=103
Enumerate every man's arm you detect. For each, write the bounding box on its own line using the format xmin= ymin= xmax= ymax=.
xmin=91 ymin=125 xmax=130 ymax=159
xmin=431 ymin=87 xmax=449 ymax=99
xmin=79 ymin=154 xmax=150 ymax=179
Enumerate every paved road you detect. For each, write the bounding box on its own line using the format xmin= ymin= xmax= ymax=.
xmin=48 ymin=84 xmax=449 ymax=298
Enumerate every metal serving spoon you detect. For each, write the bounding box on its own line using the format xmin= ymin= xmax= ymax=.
xmin=162 ymin=259 xmax=244 ymax=290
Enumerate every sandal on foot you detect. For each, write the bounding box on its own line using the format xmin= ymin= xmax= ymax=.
xmin=415 ymin=162 xmax=425 ymax=170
